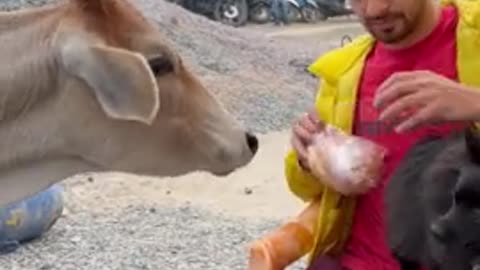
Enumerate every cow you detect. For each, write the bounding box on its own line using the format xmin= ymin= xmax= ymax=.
xmin=0 ymin=0 xmax=258 ymax=207
xmin=385 ymin=125 xmax=480 ymax=270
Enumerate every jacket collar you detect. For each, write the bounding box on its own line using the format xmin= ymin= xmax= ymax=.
xmin=307 ymin=34 xmax=373 ymax=84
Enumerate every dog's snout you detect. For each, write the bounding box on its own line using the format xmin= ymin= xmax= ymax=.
xmin=430 ymin=220 xmax=453 ymax=243
xmin=246 ymin=132 xmax=258 ymax=154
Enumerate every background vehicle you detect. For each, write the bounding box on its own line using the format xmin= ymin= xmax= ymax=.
xmin=285 ymin=0 xmax=302 ymax=23
xmin=248 ymin=0 xmax=271 ymax=24
xmin=167 ymin=0 xmax=352 ymax=25
xmin=214 ymin=0 xmax=249 ymax=27
xmin=299 ymin=0 xmax=323 ymax=23
xmin=286 ymin=0 xmax=323 ymax=23
xmin=314 ymin=0 xmax=353 ymax=21
xmin=170 ymin=0 xmax=249 ymax=27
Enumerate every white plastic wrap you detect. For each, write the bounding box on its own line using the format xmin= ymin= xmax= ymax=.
xmin=306 ymin=124 xmax=387 ymax=196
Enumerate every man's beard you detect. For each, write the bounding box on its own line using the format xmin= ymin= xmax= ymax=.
xmin=363 ymin=14 xmax=416 ymax=44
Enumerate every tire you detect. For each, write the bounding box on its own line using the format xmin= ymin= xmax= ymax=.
xmin=286 ymin=3 xmax=301 ymax=23
xmin=301 ymin=4 xmax=327 ymax=22
xmin=213 ymin=0 xmax=248 ymax=27
xmin=249 ymin=3 xmax=271 ymax=24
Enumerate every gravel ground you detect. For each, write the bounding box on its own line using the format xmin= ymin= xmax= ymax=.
xmin=0 ymin=0 xmax=352 ymax=269
xmin=0 ymin=203 xmax=303 ymax=270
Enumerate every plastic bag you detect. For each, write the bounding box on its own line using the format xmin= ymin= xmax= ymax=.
xmin=0 ymin=184 xmax=64 ymax=254
xmin=306 ymin=124 xmax=387 ymax=196
xmin=247 ymin=200 xmax=321 ymax=270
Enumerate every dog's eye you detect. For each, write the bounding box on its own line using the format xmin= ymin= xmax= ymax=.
xmin=148 ymin=57 xmax=174 ymax=76
xmin=455 ymin=188 xmax=480 ymax=209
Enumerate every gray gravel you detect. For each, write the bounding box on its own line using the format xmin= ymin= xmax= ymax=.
xmin=0 ymin=0 xmax=351 ymax=269
xmin=0 ymin=203 xmax=307 ymax=270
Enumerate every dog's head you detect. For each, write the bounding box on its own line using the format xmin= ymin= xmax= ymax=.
xmin=427 ymin=126 xmax=480 ymax=270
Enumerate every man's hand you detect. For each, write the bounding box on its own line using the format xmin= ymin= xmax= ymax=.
xmin=373 ymin=71 xmax=480 ymax=133
xmin=291 ymin=109 xmax=324 ymax=170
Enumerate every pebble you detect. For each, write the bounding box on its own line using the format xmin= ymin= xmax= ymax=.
xmin=70 ymin=236 xmax=81 ymax=243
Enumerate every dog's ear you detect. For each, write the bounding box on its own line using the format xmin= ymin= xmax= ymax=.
xmin=465 ymin=124 xmax=480 ymax=164
xmin=60 ymin=39 xmax=160 ymax=125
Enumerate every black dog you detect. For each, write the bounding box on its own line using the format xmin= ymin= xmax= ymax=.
xmin=385 ymin=126 xmax=480 ymax=270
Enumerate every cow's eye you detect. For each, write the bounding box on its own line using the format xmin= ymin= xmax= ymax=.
xmin=148 ymin=57 xmax=174 ymax=76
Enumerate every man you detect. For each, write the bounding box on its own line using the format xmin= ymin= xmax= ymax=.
xmin=285 ymin=0 xmax=480 ymax=269
xmin=271 ymin=0 xmax=289 ymax=25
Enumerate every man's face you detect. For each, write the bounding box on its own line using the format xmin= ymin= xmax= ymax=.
xmin=349 ymin=0 xmax=426 ymax=44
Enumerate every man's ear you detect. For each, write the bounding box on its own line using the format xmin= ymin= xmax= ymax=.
xmin=60 ymin=40 xmax=160 ymax=125
xmin=465 ymin=124 xmax=480 ymax=164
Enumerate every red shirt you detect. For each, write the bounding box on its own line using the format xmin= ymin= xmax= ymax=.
xmin=341 ymin=6 xmax=465 ymax=270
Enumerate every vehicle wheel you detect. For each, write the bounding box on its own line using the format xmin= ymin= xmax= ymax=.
xmin=249 ymin=3 xmax=271 ymax=24
xmin=301 ymin=4 xmax=327 ymax=22
xmin=286 ymin=3 xmax=301 ymax=23
xmin=213 ymin=0 xmax=249 ymax=27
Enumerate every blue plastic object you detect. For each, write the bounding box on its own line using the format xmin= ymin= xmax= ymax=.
xmin=0 ymin=185 xmax=64 ymax=254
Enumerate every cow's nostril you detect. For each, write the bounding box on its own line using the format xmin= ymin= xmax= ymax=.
xmin=246 ymin=132 xmax=259 ymax=154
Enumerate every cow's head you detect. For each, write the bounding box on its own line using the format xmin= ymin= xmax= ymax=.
xmin=52 ymin=0 xmax=258 ymax=177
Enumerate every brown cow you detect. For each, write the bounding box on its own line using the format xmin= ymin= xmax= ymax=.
xmin=0 ymin=0 xmax=258 ymax=206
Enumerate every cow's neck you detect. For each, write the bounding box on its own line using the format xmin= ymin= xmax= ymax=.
xmin=0 ymin=3 xmax=97 ymax=207
xmin=0 ymin=5 xmax=62 ymax=122
xmin=0 ymin=5 xmax=63 ymax=164
xmin=0 ymin=3 xmax=62 ymax=31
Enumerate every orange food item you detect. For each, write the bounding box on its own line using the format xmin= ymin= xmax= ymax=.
xmin=247 ymin=200 xmax=321 ymax=270
xmin=306 ymin=125 xmax=387 ymax=196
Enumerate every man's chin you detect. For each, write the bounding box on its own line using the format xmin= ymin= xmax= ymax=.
xmin=367 ymin=29 xmax=408 ymax=44
xmin=364 ymin=23 xmax=412 ymax=45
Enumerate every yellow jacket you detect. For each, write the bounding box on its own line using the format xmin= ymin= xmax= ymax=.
xmin=284 ymin=0 xmax=480 ymax=263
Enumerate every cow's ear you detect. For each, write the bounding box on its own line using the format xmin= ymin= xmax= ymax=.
xmin=60 ymin=41 xmax=160 ymax=125
xmin=465 ymin=124 xmax=480 ymax=164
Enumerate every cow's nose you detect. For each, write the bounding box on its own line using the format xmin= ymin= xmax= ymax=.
xmin=246 ymin=132 xmax=258 ymax=155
